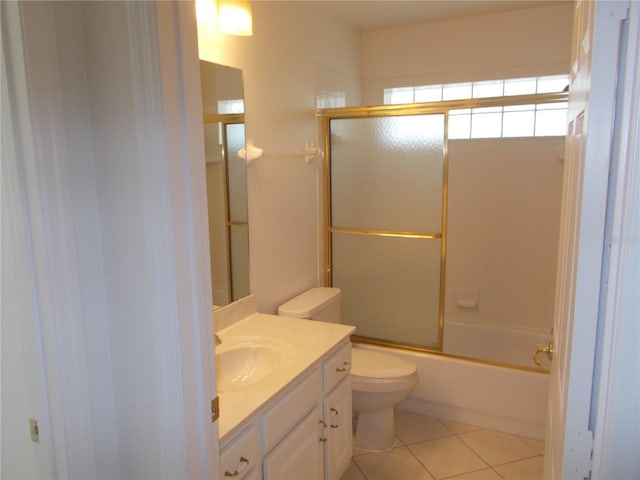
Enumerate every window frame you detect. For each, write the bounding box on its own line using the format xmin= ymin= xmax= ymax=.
xmin=383 ymin=75 xmax=569 ymax=139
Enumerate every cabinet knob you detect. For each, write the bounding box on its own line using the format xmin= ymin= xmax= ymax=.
xmin=224 ymin=457 xmax=250 ymax=477
xmin=336 ymin=360 xmax=350 ymax=372
xmin=330 ymin=408 xmax=339 ymax=415
xmin=319 ymin=437 xmax=328 ymax=442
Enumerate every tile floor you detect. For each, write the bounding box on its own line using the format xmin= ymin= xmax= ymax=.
xmin=341 ymin=411 xmax=545 ymax=480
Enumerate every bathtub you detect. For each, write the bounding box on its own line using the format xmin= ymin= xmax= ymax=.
xmin=354 ymin=343 xmax=549 ymax=440
xmin=442 ymin=320 xmax=552 ymax=370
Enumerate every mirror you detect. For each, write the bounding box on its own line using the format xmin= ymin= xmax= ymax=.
xmin=200 ymin=61 xmax=250 ymax=308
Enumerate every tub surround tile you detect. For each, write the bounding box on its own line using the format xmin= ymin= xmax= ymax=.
xmin=395 ymin=412 xmax=453 ymax=445
xmin=458 ymin=429 xmax=539 ymax=466
xmin=494 ymin=456 xmax=544 ymax=480
xmin=408 ymin=436 xmax=488 ymax=479
xmin=354 ymin=446 xmax=435 ymax=480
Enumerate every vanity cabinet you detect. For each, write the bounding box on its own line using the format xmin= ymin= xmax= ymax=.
xmin=263 ymin=342 xmax=352 ymax=480
xmin=220 ymin=340 xmax=352 ymax=480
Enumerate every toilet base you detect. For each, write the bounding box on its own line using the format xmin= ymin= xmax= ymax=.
xmin=354 ymin=407 xmax=396 ymax=451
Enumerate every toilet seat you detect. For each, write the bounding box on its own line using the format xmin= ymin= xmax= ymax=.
xmin=351 ymin=348 xmax=418 ymax=392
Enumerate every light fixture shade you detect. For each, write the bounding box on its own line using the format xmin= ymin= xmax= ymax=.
xmin=218 ymin=0 xmax=253 ymax=36
xmin=195 ymin=0 xmax=217 ymax=25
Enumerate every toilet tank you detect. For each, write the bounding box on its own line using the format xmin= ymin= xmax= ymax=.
xmin=277 ymin=287 xmax=341 ymax=324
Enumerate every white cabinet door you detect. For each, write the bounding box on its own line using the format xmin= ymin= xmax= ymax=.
xmin=324 ymin=378 xmax=352 ymax=480
xmin=263 ymin=405 xmax=325 ymax=480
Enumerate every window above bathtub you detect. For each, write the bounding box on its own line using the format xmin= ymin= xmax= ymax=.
xmin=383 ymin=75 xmax=569 ymax=139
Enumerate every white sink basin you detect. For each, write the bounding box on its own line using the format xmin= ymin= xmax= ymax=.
xmin=216 ymin=336 xmax=289 ymax=392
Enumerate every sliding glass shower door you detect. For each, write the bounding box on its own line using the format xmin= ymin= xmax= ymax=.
xmin=327 ymin=113 xmax=446 ymax=350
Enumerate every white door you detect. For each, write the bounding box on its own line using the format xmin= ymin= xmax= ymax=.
xmin=544 ymin=2 xmax=630 ymax=479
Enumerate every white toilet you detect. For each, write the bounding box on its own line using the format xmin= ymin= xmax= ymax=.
xmin=278 ymin=287 xmax=418 ymax=451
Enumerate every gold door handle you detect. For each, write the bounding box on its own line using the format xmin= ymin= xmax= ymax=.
xmin=533 ymin=341 xmax=554 ymax=365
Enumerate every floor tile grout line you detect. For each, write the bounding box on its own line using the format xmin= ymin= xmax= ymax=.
xmin=403 ymin=433 xmax=492 ymax=480
xmin=346 ymin=412 xmax=545 ymax=480
xmin=404 ymin=437 xmax=439 ymax=480
xmin=492 ymin=466 xmax=509 ymax=480
xmin=438 ymin=465 xmax=505 ymax=480
xmin=491 ymin=452 xmax=545 ymax=468
xmin=410 ymin=417 xmax=522 ymax=480
xmin=454 ymin=427 xmax=544 ymax=467
xmin=349 ymin=456 xmax=368 ymax=480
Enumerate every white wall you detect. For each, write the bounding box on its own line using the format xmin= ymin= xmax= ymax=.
xmin=362 ymin=4 xmax=574 ymax=103
xmin=198 ymin=2 xmax=362 ymax=313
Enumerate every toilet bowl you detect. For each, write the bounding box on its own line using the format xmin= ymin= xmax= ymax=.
xmin=277 ymin=287 xmax=418 ymax=452
xmin=351 ymin=348 xmax=418 ymax=451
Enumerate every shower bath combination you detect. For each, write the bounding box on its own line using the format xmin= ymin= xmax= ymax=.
xmin=321 ymin=93 xmax=564 ymax=372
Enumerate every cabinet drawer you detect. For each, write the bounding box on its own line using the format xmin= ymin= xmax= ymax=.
xmin=324 ymin=342 xmax=351 ymax=393
xmin=221 ymin=425 xmax=258 ymax=479
xmin=261 ymin=367 xmax=322 ymax=452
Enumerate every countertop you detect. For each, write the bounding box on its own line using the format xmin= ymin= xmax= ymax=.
xmin=216 ymin=313 xmax=355 ymax=443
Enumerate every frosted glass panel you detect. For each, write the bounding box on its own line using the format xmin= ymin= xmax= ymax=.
xmin=472 ymin=80 xmax=504 ymax=98
xmin=443 ymin=82 xmax=472 ymax=100
xmin=226 ymin=123 xmax=247 ymax=222
xmin=332 ymin=233 xmax=441 ymax=348
xmin=471 ymin=107 xmax=502 ymax=138
xmin=415 ymin=85 xmax=443 ymax=102
xmin=535 ymin=107 xmax=568 ymax=136
xmin=331 ymin=115 xmax=444 ymax=233
xmin=449 ymin=111 xmax=471 ymax=139
xmin=203 ymin=122 xmax=223 ymax=163
xmin=503 ymin=110 xmax=535 ymax=137
xmin=229 ymin=224 xmax=250 ymax=301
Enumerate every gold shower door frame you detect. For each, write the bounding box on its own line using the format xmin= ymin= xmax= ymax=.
xmin=204 ymin=113 xmax=247 ymax=303
xmin=320 ymin=92 xmax=568 ymax=356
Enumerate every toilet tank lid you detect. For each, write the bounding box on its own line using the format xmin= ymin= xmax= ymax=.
xmin=278 ymin=287 xmax=341 ymax=318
